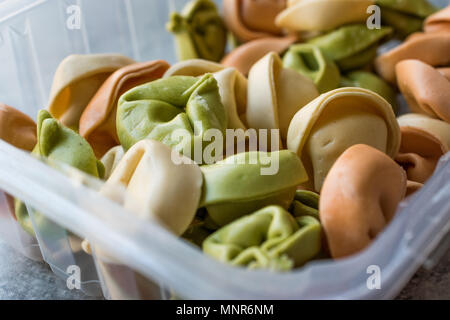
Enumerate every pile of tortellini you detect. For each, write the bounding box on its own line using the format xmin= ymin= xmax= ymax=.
xmin=0 ymin=0 xmax=449 ymax=273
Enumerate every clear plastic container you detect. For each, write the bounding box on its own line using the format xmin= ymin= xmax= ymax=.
xmin=26 ymin=205 xmax=103 ymax=296
xmin=0 ymin=0 xmax=449 ymax=300
xmin=93 ymin=251 xmax=170 ymax=300
xmin=0 ymin=191 xmax=42 ymax=261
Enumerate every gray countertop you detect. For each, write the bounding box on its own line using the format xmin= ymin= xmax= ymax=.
xmin=0 ymin=239 xmax=100 ymax=300
xmin=396 ymin=248 xmax=450 ymax=300
xmin=0 ymin=239 xmax=448 ymax=300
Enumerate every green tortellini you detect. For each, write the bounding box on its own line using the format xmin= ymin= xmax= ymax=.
xmin=35 ymin=110 xmax=104 ymax=177
xmin=199 ymin=150 xmax=308 ymax=227
xmin=340 ymin=70 xmax=398 ymax=113
xmin=183 ymin=222 xmax=212 ymax=247
xmin=308 ymin=25 xmax=392 ymax=71
xmin=283 ymin=44 xmax=341 ymax=93
xmin=377 ymin=0 xmax=437 ymax=17
xmin=203 ymin=205 xmax=322 ymax=271
xmin=379 ymin=8 xmax=424 ymax=38
xmin=14 ymin=200 xmax=34 ymax=236
xmin=167 ymin=0 xmax=227 ymax=62
xmin=289 ymin=190 xmax=320 ymax=220
xmin=377 ymin=0 xmax=437 ymax=38
xmin=16 ymin=110 xmax=103 ymax=236
xmin=182 ymin=210 xmax=213 ymax=247
xmin=116 ymin=74 xmax=227 ymax=160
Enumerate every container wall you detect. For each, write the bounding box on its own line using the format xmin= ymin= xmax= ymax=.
xmin=93 ymin=251 xmax=170 ymax=300
xmin=0 ymin=133 xmax=448 ymax=300
xmin=0 ymin=191 xmax=42 ymax=261
xmin=27 ymin=205 xmax=103 ymax=296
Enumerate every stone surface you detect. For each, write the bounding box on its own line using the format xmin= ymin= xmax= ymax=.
xmin=0 ymin=239 xmax=101 ymax=300
xmin=0 ymin=238 xmax=448 ymax=300
xmin=397 ymin=249 xmax=450 ymax=300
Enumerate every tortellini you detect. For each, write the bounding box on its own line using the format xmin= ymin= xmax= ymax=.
xmin=182 ymin=213 xmax=213 ymax=247
xmin=283 ymin=43 xmax=341 ymax=93
xmin=276 ymin=0 xmax=374 ymax=32
xmin=320 ymin=144 xmax=407 ymax=258
xmin=200 ymin=150 xmax=308 ymax=227
xmin=0 ymin=103 xmax=36 ymax=151
xmin=397 ymin=113 xmax=450 ymax=195
xmin=167 ymin=0 xmax=227 ymax=62
xmin=425 ymin=6 xmax=450 ymax=33
xmin=397 ymin=113 xmax=450 ymax=150
xmin=34 ymin=110 xmax=103 ymax=177
xmin=48 ymin=54 xmax=134 ymax=129
xmin=223 ymin=0 xmax=287 ymax=42
xmin=16 ymin=110 xmax=103 ymax=236
xmin=0 ymin=104 xmax=37 ymax=229
xmin=79 ymin=60 xmax=170 ymax=157
xmin=375 ymin=32 xmax=450 ymax=83
xmin=203 ymin=205 xmax=321 ymax=271
xmin=100 ymin=146 xmax=125 ymax=180
xmin=164 ymin=59 xmax=248 ymax=130
xmin=308 ymin=25 xmax=392 ymax=71
xmin=396 ymin=60 xmax=450 ymax=123
xmin=377 ymin=0 xmax=436 ymax=18
xmin=247 ymin=52 xmax=319 ymax=145
xmin=116 ymin=74 xmax=227 ymax=161
xmin=395 ymin=126 xmax=448 ymax=185
xmin=101 ymin=140 xmax=203 ymax=236
xmin=287 ymin=87 xmax=400 ymax=192
xmin=340 ymin=70 xmax=397 ymax=112
xmin=376 ymin=0 xmax=437 ymax=38
xmin=221 ymin=35 xmax=298 ymax=76
xmin=289 ymin=190 xmax=319 ymax=220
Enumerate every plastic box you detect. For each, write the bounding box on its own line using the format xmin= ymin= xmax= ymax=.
xmin=0 ymin=191 xmax=42 ymax=261
xmin=0 ymin=0 xmax=449 ymax=300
